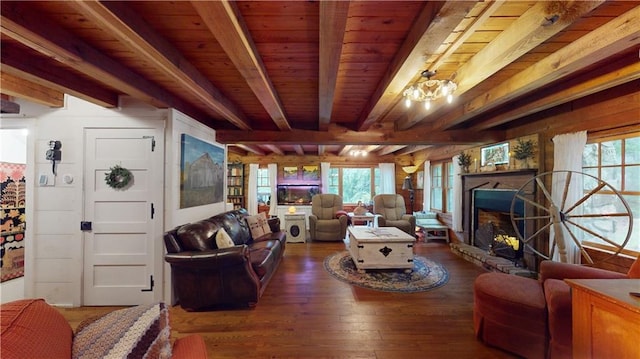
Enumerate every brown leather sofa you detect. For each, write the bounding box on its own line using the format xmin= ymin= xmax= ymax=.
xmin=163 ymin=208 xmax=286 ymax=311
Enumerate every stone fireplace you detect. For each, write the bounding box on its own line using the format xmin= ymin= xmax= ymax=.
xmin=451 ymin=169 xmax=540 ymax=275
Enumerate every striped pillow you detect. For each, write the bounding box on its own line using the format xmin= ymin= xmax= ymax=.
xmin=72 ymin=303 xmax=171 ymax=359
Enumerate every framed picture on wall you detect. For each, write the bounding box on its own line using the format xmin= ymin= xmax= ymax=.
xmin=302 ymin=165 xmax=319 ymax=181
xmin=416 ymin=171 xmax=424 ymax=189
xmin=481 ymin=142 xmax=509 ymax=166
xmin=283 ymin=166 xmax=298 ymax=180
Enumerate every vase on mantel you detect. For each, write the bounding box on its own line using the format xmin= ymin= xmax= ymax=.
xmin=520 ymin=158 xmax=530 ymax=169
xmin=463 ymin=166 xmax=470 ymax=173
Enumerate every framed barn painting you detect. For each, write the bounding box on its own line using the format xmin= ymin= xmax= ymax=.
xmin=180 ymin=134 xmax=225 ymax=208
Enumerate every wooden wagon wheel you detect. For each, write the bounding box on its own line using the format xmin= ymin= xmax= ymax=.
xmin=510 ymin=170 xmax=633 ymax=265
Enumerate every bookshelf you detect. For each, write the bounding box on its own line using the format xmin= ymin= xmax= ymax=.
xmin=227 ymin=162 xmax=244 ymax=210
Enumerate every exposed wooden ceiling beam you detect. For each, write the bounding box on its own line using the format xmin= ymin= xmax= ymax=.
xmin=338 ymin=145 xmax=354 ymax=156
xmin=1 ymin=71 xmax=64 ymax=108
xmin=191 ymin=0 xmax=291 ymax=131
xmin=356 ymin=1 xmax=473 ymax=130
xmin=216 ymin=126 xmax=503 ymax=146
xmin=293 ymin=145 xmax=304 ymax=155
xmin=1 ymin=44 xmax=118 ymax=108
xmin=235 ymin=144 xmax=265 ymax=156
xmin=472 ymin=53 xmax=640 ymax=131
xmin=263 ymin=144 xmax=284 ymax=155
xmin=0 ymin=1 xmax=212 ymax=122
xmin=435 ymin=4 xmax=640 ymax=131
xmin=73 ymin=0 xmax=252 ymax=130
xmin=394 ymin=145 xmax=433 ymax=156
xmin=318 ymin=1 xmax=349 ymax=131
xmin=401 ymin=0 xmax=605 ymax=130
xmin=317 ymin=145 xmax=326 ymax=155
xmin=377 ymin=145 xmax=408 ymax=156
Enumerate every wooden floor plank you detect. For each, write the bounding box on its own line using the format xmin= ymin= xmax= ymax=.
xmin=57 ymin=240 xmax=517 ymax=358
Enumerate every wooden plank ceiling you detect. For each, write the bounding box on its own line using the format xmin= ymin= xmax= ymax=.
xmin=1 ymin=1 xmax=639 ymax=157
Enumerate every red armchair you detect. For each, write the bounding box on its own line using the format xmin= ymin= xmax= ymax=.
xmin=539 ymin=256 xmax=640 ymax=358
xmin=474 ymin=255 xmax=640 ymax=359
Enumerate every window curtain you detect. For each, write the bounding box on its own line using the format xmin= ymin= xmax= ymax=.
xmin=550 ymin=131 xmax=587 ymax=264
xmin=452 ymin=155 xmax=463 ymax=232
xmin=247 ymin=163 xmax=259 ymax=215
xmin=268 ymin=163 xmax=277 ymax=217
xmin=379 ymin=163 xmax=395 ymax=194
xmin=321 ymin=162 xmax=330 ymax=193
xmin=422 ymin=161 xmax=431 ymax=211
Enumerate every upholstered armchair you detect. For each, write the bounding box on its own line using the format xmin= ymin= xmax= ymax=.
xmin=309 ymin=194 xmax=348 ymax=241
xmin=474 ymin=255 xmax=640 ymax=358
xmin=372 ymin=194 xmax=416 ymax=236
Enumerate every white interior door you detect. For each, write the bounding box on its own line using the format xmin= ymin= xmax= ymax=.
xmin=83 ymin=128 xmax=163 ymax=305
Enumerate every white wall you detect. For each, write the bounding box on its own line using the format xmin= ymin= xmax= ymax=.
xmin=0 ymin=128 xmax=29 ymax=303
xmin=1 ymin=95 xmax=230 ymax=306
xmin=162 ymin=109 xmax=227 ymax=303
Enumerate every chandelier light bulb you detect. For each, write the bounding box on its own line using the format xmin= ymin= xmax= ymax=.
xmin=402 ymin=69 xmax=457 ymax=110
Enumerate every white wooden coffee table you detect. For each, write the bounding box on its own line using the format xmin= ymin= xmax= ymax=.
xmin=345 ymin=226 xmax=416 ymax=273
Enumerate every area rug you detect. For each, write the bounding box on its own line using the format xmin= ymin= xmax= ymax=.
xmin=323 ymin=251 xmax=449 ymax=293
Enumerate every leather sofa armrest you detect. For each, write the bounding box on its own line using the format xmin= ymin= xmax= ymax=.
xmin=539 ymin=260 xmax=628 ymax=282
xmin=165 ymin=245 xmax=250 ymax=268
xmin=172 ymin=334 xmax=208 ymax=358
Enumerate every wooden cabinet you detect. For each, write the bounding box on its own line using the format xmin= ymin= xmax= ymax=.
xmin=566 ymin=279 xmax=640 ymax=359
xmin=227 ymin=163 xmax=244 ymax=210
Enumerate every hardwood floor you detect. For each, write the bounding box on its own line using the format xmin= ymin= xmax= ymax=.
xmin=58 ymin=240 xmax=518 ymax=358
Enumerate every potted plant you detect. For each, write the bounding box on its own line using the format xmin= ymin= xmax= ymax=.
xmin=513 ymin=138 xmax=535 ymax=168
xmin=458 ymin=151 xmax=472 ymax=172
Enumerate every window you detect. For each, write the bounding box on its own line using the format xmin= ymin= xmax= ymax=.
xmin=430 ymin=161 xmax=454 ymax=212
xmin=328 ymin=167 xmax=379 ymax=204
xmin=257 ymin=168 xmax=270 ymax=205
xmin=431 ymin=164 xmax=442 ymax=211
xmin=582 ymin=134 xmax=639 ymax=253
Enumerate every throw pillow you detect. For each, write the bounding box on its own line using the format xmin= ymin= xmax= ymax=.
xmin=72 ymin=303 xmax=171 ymax=359
xmin=259 ymin=212 xmax=272 ymax=235
xmin=246 ymin=214 xmax=265 ymax=239
xmin=215 ymin=227 xmax=235 ymax=248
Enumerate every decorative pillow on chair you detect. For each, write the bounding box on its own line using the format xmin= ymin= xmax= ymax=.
xmin=72 ymin=303 xmax=171 ymax=359
xmin=215 ymin=227 xmax=235 ymax=248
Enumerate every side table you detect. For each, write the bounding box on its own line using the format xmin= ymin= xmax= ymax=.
xmin=565 ymin=279 xmax=640 ymax=358
xmin=284 ymin=213 xmax=306 ymax=243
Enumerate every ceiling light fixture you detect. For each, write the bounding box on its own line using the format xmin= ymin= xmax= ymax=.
xmin=402 ymin=70 xmax=457 ymax=110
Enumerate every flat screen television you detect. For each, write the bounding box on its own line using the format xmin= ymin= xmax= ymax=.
xmin=277 ymin=184 xmax=320 ymax=205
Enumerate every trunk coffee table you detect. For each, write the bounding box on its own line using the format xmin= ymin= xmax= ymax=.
xmin=345 ymin=226 xmax=416 ymax=273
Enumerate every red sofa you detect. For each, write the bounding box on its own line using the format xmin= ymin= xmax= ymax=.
xmin=1 ymin=298 xmax=207 ymax=359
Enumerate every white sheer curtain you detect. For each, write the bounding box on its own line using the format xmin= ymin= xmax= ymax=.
xmin=247 ymin=163 xmax=259 ymax=215
xmin=379 ymin=163 xmax=396 ymax=194
xmin=452 ymin=155 xmax=463 ymax=232
xmin=551 ymin=131 xmax=587 ymax=263
xmin=321 ymin=162 xmax=331 ymax=193
xmin=268 ymin=163 xmax=277 ymax=217
xmin=422 ymin=161 xmax=431 ymax=212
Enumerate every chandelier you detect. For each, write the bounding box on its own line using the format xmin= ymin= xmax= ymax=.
xmin=402 ymin=70 xmax=457 ymax=110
